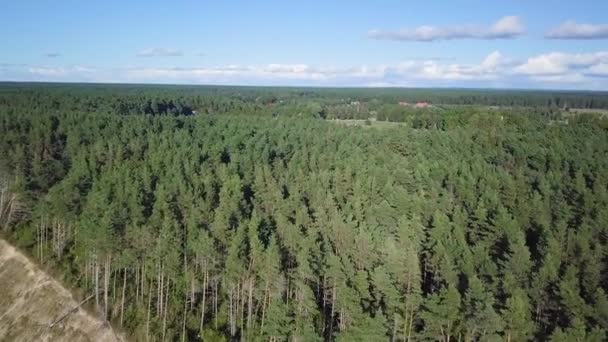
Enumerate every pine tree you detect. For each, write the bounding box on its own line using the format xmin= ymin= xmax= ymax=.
xmin=421 ymin=285 xmax=461 ymax=342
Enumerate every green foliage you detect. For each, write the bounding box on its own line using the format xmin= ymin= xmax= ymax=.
xmin=0 ymin=83 xmax=607 ymax=341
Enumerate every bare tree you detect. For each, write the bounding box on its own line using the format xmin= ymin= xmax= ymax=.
xmin=0 ymin=176 xmax=28 ymax=231
xmin=51 ymin=219 xmax=71 ymax=259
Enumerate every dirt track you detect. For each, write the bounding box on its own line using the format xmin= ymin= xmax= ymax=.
xmin=0 ymin=239 xmax=124 ymax=342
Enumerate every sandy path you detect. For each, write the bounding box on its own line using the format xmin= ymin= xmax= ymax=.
xmin=0 ymin=239 xmax=125 ymax=342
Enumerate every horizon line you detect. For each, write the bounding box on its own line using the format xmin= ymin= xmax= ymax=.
xmin=1 ymin=80 xmax=607 ymax=94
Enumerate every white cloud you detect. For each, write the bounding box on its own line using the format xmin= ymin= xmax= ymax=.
xmin=28 ymin=67 xmax=67 ymax=77
xmin=546 ymin=21 xmax=608 ymax=39
xmin=491 ymin=16 xmax=524 ymax=38
xmin=124 ymin=64 xmax=346 ymax=83
xmin=3 ymin=50 xmax=608 ymax=90
xmin=368 ymin=16 xmax=524 ymax=42
xmin=513 ymin=53 xmax=569 ymax=76
xmin=28 ymin=65 xmax=99 ymax=77
xmin=15 ymin=65 xmax=111 ymax=82
xmin=514 ymin=52 xmax=608 ymax=76
xmin=587 ymin=63 xmax=608 ymax=77
xmin=136 ymin=48 xmax=183 ymax=57
xmin=385 ymin=51 xmax=508 ymax=81
xmin=531 ymin=73 xmax=587 ymax=84
xmin=480 ymin=51 xmax=505 ymax=72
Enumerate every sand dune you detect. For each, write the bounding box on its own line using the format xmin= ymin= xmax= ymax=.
xmin=0 ymin=239 xmax=124 ymax=342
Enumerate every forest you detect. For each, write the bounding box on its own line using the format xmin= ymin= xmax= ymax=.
xmin=0 ymin=83 xmax=607 ymax=341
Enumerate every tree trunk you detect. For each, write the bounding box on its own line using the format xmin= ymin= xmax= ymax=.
xmin=120 ymin=267 xmax=127 ymax=326
xmin=190 ymin=277 xmax=195 ymax=311
xmin=240 ymin=282 xmax=245 ymax=333
xmin=160 ymin=269 xmax=164 ymax=318
xmin=182 ymin=289 xmax=187 ymax=342
xmin=407 ymin=307 xmax=415 ymax=342
xmin=403 ymin=310 xmax=408 ymax=342
xmin=112 ymin=267 xmax=117 ymax=303
xmin=261 ymin=282 xmax=268 ymax=333
xmin=330 ymin=285 xmax=336 ymax=336
xmin=141 ymin=263 xmax=146 ymax=303
xmin=162 ymin=279 xmax=170 ymax=341
xmin=104 ymin=254 xmax=111 ymax=320
xmin=229 ymin=286 xmax=234 ymax=336
xmin=95 ymin=258 xmax=99 ymax=309
xmin=84 ymin=260 xmax=88 ymax=290
xmin=135 ymin=265 xmax=139 ymax=304
xmin=391 ymin=315 xmax=397 ymax=342
xmin=146 ymin=278 xmax=152 ymax=342
xmin=199 ymin=268 xmax=207 ymax=333
xmin=37 ymin=221 xmax=41 ymax=260
xmin=247 ymin=278 xmax=254 ymax=329
xmin=158 ymin=263 xmax=164 ymax=318
xmin=214 ymin=280 xmax=218 ymax=330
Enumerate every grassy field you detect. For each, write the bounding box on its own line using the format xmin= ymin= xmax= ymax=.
xmin=328 ymin=119 xmax=405 ymax=129
xmin=569 ymin=108 xmax=608 ymax=118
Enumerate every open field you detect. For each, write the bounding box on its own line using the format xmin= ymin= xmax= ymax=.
xmin=328 ymin=119 xmax=405 ymax=129
xmin=568 ymin=108 xmax=608 ymax=117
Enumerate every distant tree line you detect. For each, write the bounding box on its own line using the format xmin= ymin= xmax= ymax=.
xmin=2 ymin=83 xmax=608 ymax=119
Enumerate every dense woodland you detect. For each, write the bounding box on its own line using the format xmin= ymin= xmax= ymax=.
xmin=0 ymin=84 xmax=607 ymax=341
xmin=2 ymin=82 xmax=608 ymax=117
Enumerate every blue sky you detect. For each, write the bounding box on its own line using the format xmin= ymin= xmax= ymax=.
xmin=2 ymin=0 xmax=608 ymax=89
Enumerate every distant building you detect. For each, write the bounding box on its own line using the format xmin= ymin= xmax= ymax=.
xmin=350 ymin=101 xmax=360 ymax=106
xmin=415 ymin=102 xmax=429 ymax=108
xmin=399 ymin=101 xmax=411 ymax=106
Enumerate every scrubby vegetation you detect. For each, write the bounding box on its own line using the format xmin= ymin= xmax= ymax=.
xmin=1 ymin=83 xmax=607 ymax=341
